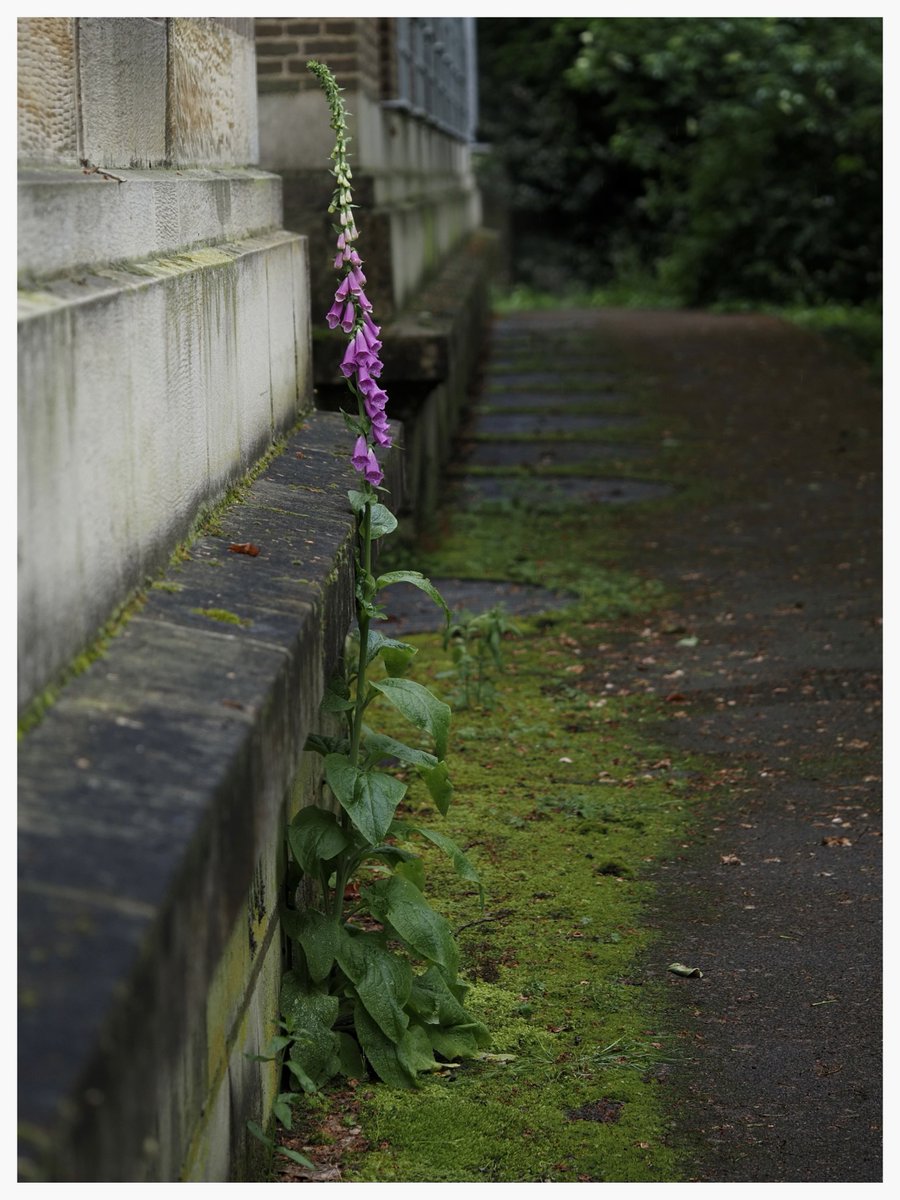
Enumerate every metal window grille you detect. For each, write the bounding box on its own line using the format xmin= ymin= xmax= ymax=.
xmin=385 ymin=17 xmax=477 ymax=142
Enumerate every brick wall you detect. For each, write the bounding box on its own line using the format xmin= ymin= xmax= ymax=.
xmin=255 ymin=17 xmax=388 ymax=97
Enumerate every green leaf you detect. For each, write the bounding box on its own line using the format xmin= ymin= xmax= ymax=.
xmin=305 ymin=732 xmax=349 ymax=757
xmin=397 ymin=1022 xmax=441 ymax=1076
xmin=348 ymin=488 xmax=369 ymax=514
xmin=288 ymin=806 xmax=349 ymax=876
xmin=272 ymin=1094 xmax=294 ymax=1129
xmin=407 ymin=965 xmax=486 ymax=1035
xmin=337 ymin=933 xmax=412 ymax=1044
xmin=246 ymin=1120 xmax=276 ymax=1151
xmin=279 ymin=973 xmax=341 ymax=1089
xmin=375 ymin=570 xmax=451 ymax=626
xmin=416 ymin=761 xmax=453 ymax=816
xmin=369 ymin=678 xmax=451 ymax=761
xmin=370 ymin=875 xmax=459 ymax=975
xmin=359 ymin=843 xmax=420 ymax=869
xmin=416 ymin=826 xmax=484 ymax=906
xmin=325 ymin=754 xmax=407 ymax=844
xmin=290 ymin=909 xmax=341 ymax=983
xmin=278 ymin=1147 xmax=316 ymax=1169
xmin=280 ymin=971 xmax=339 ymax=1032
xmin=354 ymin=1002 xmax=417 ymax=1088
xmin=369 ymin=502 xmax=398 ymax=539
xmin=362 ymin=730 xmax=438 ymax=770
xmin=364 ymin=630 xmax=417 ymax=668
xmin=284 ymin=1059 xmax=318 ymax=1093
xmin=336 ymin=1031 xmax=367 ymax=1080
xmin=320 ymin=674 xmax=354 ymax=713
xmin=429 ymin=1024 xmax=485 ymax=1061
xmin=381 ymin=646 xmax=418 ymax=677
xmin=394 ymin=857 xmax=427 ymax=892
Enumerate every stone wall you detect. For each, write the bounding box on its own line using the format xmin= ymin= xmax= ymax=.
xmin=18 ymin=18 xmax=310 ymax=714
xmin=18 ymin=16 xmax=319 ymax=1182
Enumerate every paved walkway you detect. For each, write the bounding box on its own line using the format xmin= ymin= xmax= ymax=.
xmin=388 ymin=307 xmax=882 ymax=1182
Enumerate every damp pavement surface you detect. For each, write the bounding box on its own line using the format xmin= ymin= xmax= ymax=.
xmin=383 ymin=308 xmax=881 ymax=1183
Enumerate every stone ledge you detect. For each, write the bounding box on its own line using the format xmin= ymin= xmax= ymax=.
xmin=18 ymin=167 xmax=284 ymax=283
xmin=18 ymin=411 xmax=402 ymax=1181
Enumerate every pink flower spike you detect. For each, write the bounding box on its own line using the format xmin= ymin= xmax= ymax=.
xmin=357 ymin=288 xmax=373 ymax=313
xmin=333 ymin=251 xmax=344 ymax=269
xmin=340 ymin=301 xmax=356 ymax=333
xmin=337 ymin=232 xmax=346 ymax=250
xmin=335 ymin=275 xmax=350 ymax=301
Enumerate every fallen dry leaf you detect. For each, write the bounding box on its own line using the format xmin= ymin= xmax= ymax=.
xmin=720 ymin=853 xmax=743 ymax=865
xmin=821 ymin=836 xmax=853 ymax=847
xmin=228 ymin=542 xmax=260 ymax=556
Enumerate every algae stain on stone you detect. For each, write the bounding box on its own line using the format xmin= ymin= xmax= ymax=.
xmin=191 ymin=606 xmax=251 ymax=628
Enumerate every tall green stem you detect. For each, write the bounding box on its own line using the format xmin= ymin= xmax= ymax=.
xmin=349 ymin=501 xmax=373 ymax=767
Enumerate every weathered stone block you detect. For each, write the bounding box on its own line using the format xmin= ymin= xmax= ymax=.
xmin=169 ymin=18 xmax=258 ymax=167
xmin=78 ymin=18 xmax=168 ymax=168
xmin=17 ymin=17 xmax=79 ymax=165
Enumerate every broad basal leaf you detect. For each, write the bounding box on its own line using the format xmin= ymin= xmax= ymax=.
xmin=369 ymin=678 xmax=451 ymax=761
xmin=354 ymin=1002 xmax=417 ymax=1089
xmin=397 ymin=1021 xmax=441 ymax=1077
xmin=290 ymin=908 xmax=341 ymax=983
xmin=407 ymin=964 xmax=474 ymax=1028
xmin=428 ymin=1023 xmax=486 ymax=1061
xmin=278 ymin=973 xmax=341 ymax=1089
xmin=371 ymin=875 xmax=459 ymax=975
xmin=336 ymin=932 xmax=412 ymax=1044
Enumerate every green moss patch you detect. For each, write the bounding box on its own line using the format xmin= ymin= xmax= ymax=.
xmin=333 ymin=628 xmax=699 ymax=1182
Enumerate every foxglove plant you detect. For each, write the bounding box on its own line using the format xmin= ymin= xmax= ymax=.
xmin=252 ymin=64 xmax=488 ymax=1131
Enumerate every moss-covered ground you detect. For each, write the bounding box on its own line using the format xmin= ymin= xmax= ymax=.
xmin=345 ymin=628 xmax=702 ymax=1182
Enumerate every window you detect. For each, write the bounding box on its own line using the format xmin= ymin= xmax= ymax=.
xmin=385 ymin=18 xmax=477 ymax=142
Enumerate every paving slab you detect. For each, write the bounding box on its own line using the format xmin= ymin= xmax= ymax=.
xmin=468 ymin=411 xmax=641 ymax=437
xmin=453 ymin=475 xmax=674 ymax=508
xmin=474 ymin=390 xmax=629 ymax=410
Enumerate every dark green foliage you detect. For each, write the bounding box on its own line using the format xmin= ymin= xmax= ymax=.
xmin=478 ymin=17 xmax=881 ymax=305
